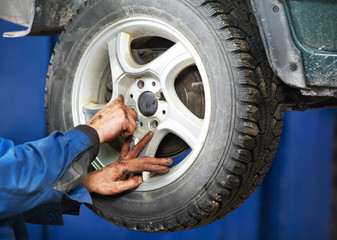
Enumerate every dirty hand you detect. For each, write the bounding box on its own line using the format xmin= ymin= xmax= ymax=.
xmin=87 ymin=95 xmax=137 ymax=143
xmin=83 ymin=132 xmax=173 ymax=195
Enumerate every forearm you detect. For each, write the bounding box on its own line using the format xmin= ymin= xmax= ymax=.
xmin=0 ymin=126 xmax=99 ymax=220
xmin=54 ymin=125 xmax=99 ymax=193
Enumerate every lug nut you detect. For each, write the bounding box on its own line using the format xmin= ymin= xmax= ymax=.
xmin=155 ymin=91 xmax=165 ymax=101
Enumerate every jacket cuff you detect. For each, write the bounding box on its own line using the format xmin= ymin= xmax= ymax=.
xmin=74 ymin=125 xmax=100 ymax=158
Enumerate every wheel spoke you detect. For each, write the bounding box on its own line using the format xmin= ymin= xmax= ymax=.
xmin=151 ymin=43 xmax=200 ymax=148
xmin=109 ymin=35 xmax=194 ymax=78
xmin=109 ymin=32 xmax=143 ymax=75
xmin=151 ymin=42 xmax=195 ymax=86
xmin=82 ymin=102 xmax=106 ymax=122
xmin=162 ymin=96 xmax=203 ymax=148
xmin=107 ymin=32 xmax=136 ymax=99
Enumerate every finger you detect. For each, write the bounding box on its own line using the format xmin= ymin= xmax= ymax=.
xmin=135 ymin=164 xmax=170 ymax=174
xmin=123 ymin=158 xmax=172 ymax=174
xmin=121 ymin=118 xmax=137 ymax=139
xmin=132 ymin=157 xmax=173 ymax=166
xmin=128 ymin=115 xmax=138 ymax=131
xmin=121 ymin=124 xmax=136 ymax=139
xmin=121 ymin=131 xmax=133 ymax=139
xmin=126 ymin=106 xmax=137 ymax=120
xmin=128 ymin=131 xmax=153 ymax=158
xmin=120 ymin=136 xmax=133 ymax=158
xmin=111 ymin=176 xmax=143 ymax=195
xmin=117 ymin=94 xmax=124 ymax=103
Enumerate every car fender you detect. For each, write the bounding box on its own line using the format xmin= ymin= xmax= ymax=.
xmin=0 ymin=0 xmax=85 ymax=37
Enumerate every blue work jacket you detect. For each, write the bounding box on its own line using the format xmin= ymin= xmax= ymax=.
xmin=0 ymin=125 xmax=100 ymax=239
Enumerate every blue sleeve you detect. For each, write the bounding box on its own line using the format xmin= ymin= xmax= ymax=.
xmin=0 ymin=126 xmax=99 ymax=220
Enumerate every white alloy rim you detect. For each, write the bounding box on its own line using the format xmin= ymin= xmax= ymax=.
xmin=72 ymin=17 xmax=211 ymax=191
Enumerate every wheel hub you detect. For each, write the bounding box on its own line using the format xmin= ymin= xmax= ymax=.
xmin=138 ymin=91 xmax=158 ymax=117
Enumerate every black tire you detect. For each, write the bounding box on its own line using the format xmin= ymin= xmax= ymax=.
xmin=46 ymin=0 xmax=285 ymax=232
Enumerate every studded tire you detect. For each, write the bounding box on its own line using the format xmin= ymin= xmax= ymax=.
xmin=45 ymin=0 xmax=285 ymax=232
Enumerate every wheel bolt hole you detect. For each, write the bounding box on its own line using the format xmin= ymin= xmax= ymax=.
xmin=137 ymin=80 xmax=145 ymax=89
xmin=151 ymin=120 xmax=159 ymax=129
xmin=140 ymin=122 xmax=143 ymax=127
xmin=162 ymin=110 xmax=166 ymax=115
xmin=130 ymin=94 xmax=133 ymax=98
xmin=152 ymin=82 xmax=156 ymax=86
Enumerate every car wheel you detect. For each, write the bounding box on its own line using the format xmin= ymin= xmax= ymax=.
xmin=46 ymin=0 xmax=285 ymax=232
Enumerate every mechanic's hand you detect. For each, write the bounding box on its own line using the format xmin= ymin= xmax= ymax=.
xmin=87 ymin=95 xmax=137 ymax=143
xmin=83 ymin=132 xmax=173 ymax=195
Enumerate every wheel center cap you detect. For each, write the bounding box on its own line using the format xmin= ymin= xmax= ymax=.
xmin=138 ymin=91 xmax=158 ymax=117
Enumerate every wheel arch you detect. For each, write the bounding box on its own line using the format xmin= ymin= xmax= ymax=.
xmin=249 ymin=0 xmax=307 ymax=89
xmin=0 ymin=0 xmax=86 ymax=37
